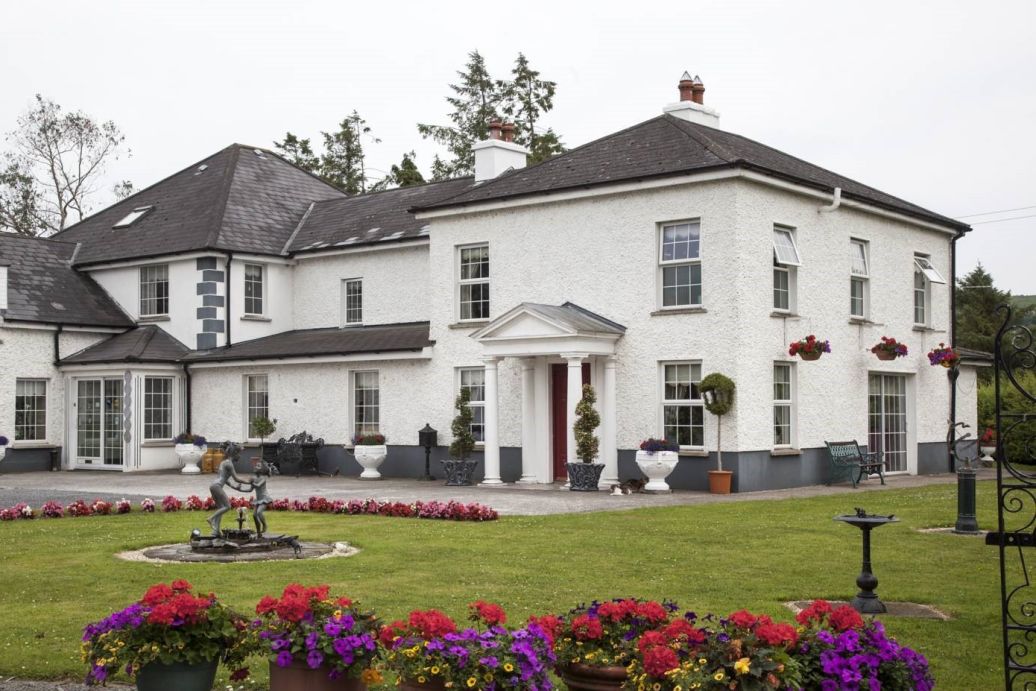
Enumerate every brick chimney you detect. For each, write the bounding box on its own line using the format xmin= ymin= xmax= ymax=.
xmin=664 ymin=71 xmax=720 ymax=128
xmin=473 ymin=120 xmax=528 ymax=182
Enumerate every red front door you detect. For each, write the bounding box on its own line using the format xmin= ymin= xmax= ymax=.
xmin=551 ymin=362 xmax=592 ymax=480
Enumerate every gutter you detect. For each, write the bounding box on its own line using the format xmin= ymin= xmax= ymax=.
xmin=183 ymin=364 xmax=192 ymax=432
xmin=948 ymin=226 xmax=969 ymax=472
xmin=225 ymin=252 xmax=233 ymax=346
xmin=52 ymin=324 xmax=63 ymax=365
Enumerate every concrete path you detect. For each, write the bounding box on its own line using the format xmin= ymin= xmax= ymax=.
xmin=0 ymin=467 xmax=995 ymax=516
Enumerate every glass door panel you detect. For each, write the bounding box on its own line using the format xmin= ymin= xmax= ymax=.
xmin=868 ymin=374 xmax=908 ymax=472
xmin=76 ymin=379 xmax=123 ymax=466
xmin=103 ymin=380 xmax=123 ymax=465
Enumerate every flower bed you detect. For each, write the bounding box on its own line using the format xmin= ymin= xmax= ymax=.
xmin=1 ymin=496 xmax=498 ymax=522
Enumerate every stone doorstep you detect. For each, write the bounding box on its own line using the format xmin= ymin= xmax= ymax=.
xmin=784 ymin=600 xmax=952 ymax=620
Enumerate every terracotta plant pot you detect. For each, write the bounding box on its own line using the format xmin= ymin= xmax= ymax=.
xmin=708 ymin=469 xmax=733 ymax=494
xmin=874 ymin=350 xmax=896 ymax=361
xmin=557 ymin=662 xmax=628 ymax=690
xmin=269 ymin=661 xmax=368 ymax=691
xmin=397 ymin=679 xmax=448 ymax=691
xmin=798 ymin=350 xmax=822 ymax=361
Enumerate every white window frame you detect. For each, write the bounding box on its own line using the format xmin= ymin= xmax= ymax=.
xmin=243 ymin=263 xmax=264 ymax=316
xmin=457 ymin=243 xmax=490 ymax=322
xmin=659 ymin=361 xmax=704 ymax=449
xmin=113 ymin=206 xmax=153 ymax=228
xmin=850 ymin=239 xmax=870 ymax=319
xmin=913 ymin=253 xmax=937 ymax=326
xmin=457 ymin=367 xmax=486 ymax=443
xmin=139 ymin=264 xmax=169 ymax=317
xmin=342 ymin=278 xmax=363 ymax=326
xmin=352 ymin=370 xmax=380 ymax=437
xmin=772 ymin=226 xmax=800 ymax=313
xmin=143 ymin=376 xmax=173 ymax=441
xmin=245 ymin=374 xmax=269 ymax=440
xmin=773 ymin=363 xmax=795 ymax=449
xmin=14 ymin=378 xmax=47 ymax=442
xmin=914 ymin=255 xmax=946 ymax=284
xmin=658 ymin=220 xmax=703 ymax=309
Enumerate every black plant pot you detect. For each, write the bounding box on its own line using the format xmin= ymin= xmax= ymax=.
xmin=441 ymin=459 xmax=478 ymax=486
xmin=566 ymin=462 xmax=604 ymax=491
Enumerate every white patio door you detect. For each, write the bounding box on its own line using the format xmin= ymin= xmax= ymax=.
xmin=868 ymin=374 xmax=909 ymax=473
xmin=76 ymin=379 xmax=123 ymax=466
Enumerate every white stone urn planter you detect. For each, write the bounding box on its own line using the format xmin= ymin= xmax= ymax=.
xmin=176 ymin=443 xmax=205 ymax=475
xmin=354 ymin=444 xmax=388 ymax=479
xmin=635 ymin=450 xmax=679 ymax=493
xmin=980 ymin=445 xmax=997 ymax=466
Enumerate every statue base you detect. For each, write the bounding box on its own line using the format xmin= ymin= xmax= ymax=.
xmin=190 ymin=529 xmax=303 ymax=557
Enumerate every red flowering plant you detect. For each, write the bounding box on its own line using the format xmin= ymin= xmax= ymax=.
xmin=981 ymin=426 xmax=997 ymax=445
xmin=789 ymin=334 xmax=831 ymax=359
xmin=379 ymin=604 xmax=555 ymax=688
xmin=927 ymin=342 xmax=960 ymax=368
xmin=552 ymin=598 xmax=677 ymax=669
xmin=627 ymin=608 xmax=802 ymax=690
xmin=871 ymin=336 xmax=909 ymax=359
xmin=81 ymin=580 xmax=249 ymax=686
xmin=250 ymin=583 xmax=381 ymax=684
xmin=794 ymin=599 xmax=933 ymax=690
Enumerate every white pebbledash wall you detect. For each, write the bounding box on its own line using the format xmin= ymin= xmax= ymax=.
xmin=88 ymin=258 xmax=199 ymax=347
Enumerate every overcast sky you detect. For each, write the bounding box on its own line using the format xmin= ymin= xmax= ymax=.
xmin=2 ymin=0 xmax=1033 ymax=293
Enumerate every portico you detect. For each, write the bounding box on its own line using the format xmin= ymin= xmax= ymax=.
xmin=470 ymin=302 xmax=625 ymax=486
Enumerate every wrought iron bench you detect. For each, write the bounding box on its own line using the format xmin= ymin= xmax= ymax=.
xmin=824 ymin=440 xmax=886 ymax=489
xmin=273 ymin=431 xmax=326 ymax=477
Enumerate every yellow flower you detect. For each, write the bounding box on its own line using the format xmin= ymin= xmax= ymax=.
xmin=360 ymin=669 xmax=383 ymax=684
xmin=503 ymin=662 xmax=514 ymax=672
xmin=698 ymin=658 xmax=707 ymax=665
xmin=466 ymin=677 xmax=477 ymax=687
xmin=418 ymin=675 xmax=427 ymax=683
xmin=431 ymin=666 xmax=440 ymax=675
xmin=734 ymin=657 xmax=751 ymax=675
xmin=713 ymin=671 xmax=725 ymax=681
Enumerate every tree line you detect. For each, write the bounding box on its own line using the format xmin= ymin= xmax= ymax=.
xmin=0 ymin=51 xmax=563 ymax=237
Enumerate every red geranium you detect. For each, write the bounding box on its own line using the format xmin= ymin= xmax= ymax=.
xmin=755 ymin=621 xmax=798 ymax=647
xmin=828 ymin=605 xmax=864 ymax=632
xmin=728 ymin=609 xmax=759 ymax=629
xmin=408 ymin=609 xmax=458 ymax=639
xmin=469 ymin=600 xmax=507 ymax=626
xmin=527 ymin=614 xmax=562 ymax=645
xmin=570 ymin=613 xmax=604 ymax=640
xmin=642 ymin=643 xmax=680 ymax=677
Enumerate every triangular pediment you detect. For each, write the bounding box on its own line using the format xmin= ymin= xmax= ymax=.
xmin=472 ymin=307 xmax=575 ymax=341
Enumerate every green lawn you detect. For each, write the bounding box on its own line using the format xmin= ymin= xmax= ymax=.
xmin=0 ymin=482 xmax=1003 ymax=689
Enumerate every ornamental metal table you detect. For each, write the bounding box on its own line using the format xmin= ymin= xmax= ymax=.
xmin=834 ymin=508 xmax=899 ymax=614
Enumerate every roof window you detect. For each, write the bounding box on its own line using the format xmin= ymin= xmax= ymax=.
xmin=113 ymin=206 xmax=154 ymax=229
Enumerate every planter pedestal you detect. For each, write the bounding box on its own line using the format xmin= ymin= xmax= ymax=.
xmin=353 ymin=445 xmax=388 ymax=479
xmin=708 ymin=469 xmax=733 ymax=494
xmin=176 ymin=444 xmax=205 ymax=475
xmin=557 ymin=662 xmax=628 ymax=690
xmin=269 ymin=660 xmax=368 ymax=691
xmin=135 ymin=658 xmax=218 ymax=691
xmin=635 ymin=450 xmax=679 ymax=492
xmin=566 ymin=462 xmax=605 ymax=491
xmin=441 ymin=459 xmax=478 ymax=486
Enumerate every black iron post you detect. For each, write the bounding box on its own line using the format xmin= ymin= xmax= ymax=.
xmin=418 ymin=424 xmax=437 ymax=481
xmin=955 ymin=467 xmax=979 ymax=532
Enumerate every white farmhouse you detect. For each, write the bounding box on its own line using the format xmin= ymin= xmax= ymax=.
xmin=0 ymin=75 xmax=979 ymax=491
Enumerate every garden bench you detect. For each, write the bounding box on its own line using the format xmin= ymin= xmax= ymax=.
xmin=824 ymin=440 xmax=886 ymax=488
xmin=273 ymin=431 xmax=326 ymax=477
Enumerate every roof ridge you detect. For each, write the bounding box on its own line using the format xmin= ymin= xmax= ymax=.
xmin=238 ymin=143 xmax=348 ymax=198
xmin=134 ymin=325 xmax=158 ymax=358
xmin=338 ymin=175 xmax=475 ymax=202
xmin=53 ymin=145 xmax=239 ymax=239
xmin=0 ymin=232 xmax=78 ymax=246
xmin=206 ymin=146 xmax=242 ymax=249
xmin=661 ymin=115 xmax=739 ymax=163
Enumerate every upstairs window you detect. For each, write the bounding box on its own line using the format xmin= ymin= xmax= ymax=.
xmin=244 ymin=264 xmax=264 ymax=315
xmin=850 ymin=239 xmax=869 ymax=318
xmin=458 ymin=244 xmax=489 ymax=321
xmin=659 ymin=221 xmax=702 ymax=308
xmin=772 ymin=226 xmax=800 ymax=312
xmin=139 ymin=265 xmax=169 ymax=317
xmin=113 ymin=206 xmax=153 ymax=228
xmin=913 ymin=254 xmax=944 ymax=326
xmin=342 ymin=278 xmax=363 ymax=326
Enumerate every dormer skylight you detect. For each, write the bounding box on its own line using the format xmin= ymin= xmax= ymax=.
xmin=113 ymin=206 xmax=154 ymax=229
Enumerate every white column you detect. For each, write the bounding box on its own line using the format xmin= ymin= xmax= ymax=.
xmin=564 ymin=353 xmax=587 ymax=466
xmin=518 ymin=358 xmax=538 ymax=483
xmin=534 ymin=357 xmax=551 ymax=482
xmin=601 ymin=355 xmax=619 ymax=487
xmin=480 ymin=356 xmax=503 ymax=485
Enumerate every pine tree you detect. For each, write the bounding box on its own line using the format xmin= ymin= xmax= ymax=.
xmin=273 ymin=133 xmax=319 ymax=173
xmin=574 ymin=384 xmax=600 ymax=463
xmin=370 ymin=151 xmax=426 ymax=191
xmin=417 ymin=51 xmax=502 ymax=179
xmin=955 ymin=264 xmax=1032 ymax=354
xmin=320 ymin=111 xmax=377 ymax=194
xmin=499 ymin=53 xmax=564 ymax=162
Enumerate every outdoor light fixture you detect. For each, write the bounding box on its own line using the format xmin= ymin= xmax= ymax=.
xmin=418 ymin=423 xmax=437 ymax=481
xmin=703 ymin=390 xmax=716 ymax=406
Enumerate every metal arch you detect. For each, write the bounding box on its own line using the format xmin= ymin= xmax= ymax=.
xmin=988 ymin=305 xmax=1036 ymax=687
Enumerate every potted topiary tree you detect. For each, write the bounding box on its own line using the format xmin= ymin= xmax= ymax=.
xmin=442 ymin=389 xmax=478 ymax=486
xmin=701 ymin=372 xmax=735 ymax=494
xmin=251 ymin=416 xmax=277 ymax=469
xmin=567 ymin=384 xmax=604 ymax=491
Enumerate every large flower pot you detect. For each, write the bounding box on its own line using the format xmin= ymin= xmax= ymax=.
xmin=398 ymin=679 xmax=448 ymax=691
xmin=874 ymin=350 xmax=896 ymax=361
xmin=566 ymin=462 xmax=605 ymax=491
xmin=635 ymin=450 xmax=679 ymax=493
xmin=708 ymin=469 xmax=733 ymax=494
xmin=441 ymin=458 xmax=478 ymax=486
xmin=176 ymin=443 xmax=205 ymax=475
xmin=980 ymin=445 xmax=997 ymax=466
xmin=353 ymin=444 xmax=388 ymax=479
xmin=135 ymin=657 xmax=219 ymax=691
xmin=557 ymin=662 xmax=628 ymax=690
xmin=269 ymin=660 xmax=368 ymax=691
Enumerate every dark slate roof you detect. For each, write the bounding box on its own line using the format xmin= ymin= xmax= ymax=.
xmin=183 ymin=322 xmax=433 ymax=363
xmin=60 ymin=325 xmax=189 ymax=365
xmin=418 ymin=115 xmax=968 ymax=231
xmin=958 ymin=346 xmax=994 ymax=363
xmin=0 ymin=233 xmax=132 ymax=327
xmin=289 ymin=178 xmax=474 ymax=254
xmin=520 ymin=302 xmax=626 ymax=334
xmin=53 ymin=145 xmax=345 ymax=266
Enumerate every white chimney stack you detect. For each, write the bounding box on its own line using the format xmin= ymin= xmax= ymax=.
xmin=473 ymin=119 xmax=528 ymax=182
xmin=664 ymin=71 xmax=720 ymax=128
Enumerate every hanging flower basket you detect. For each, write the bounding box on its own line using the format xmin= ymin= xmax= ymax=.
xmin=789 ymin=335 xmax=830 ymax=361
xmin=871 ymin=336 xmax=908 ymax=361
xmin=927 ymin=343 xmax=960 ymax=368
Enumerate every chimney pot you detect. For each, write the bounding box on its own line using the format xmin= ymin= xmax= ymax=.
xmin=691 ymin=76 xmax=705 ymax=104
xmin=488 ymin=119 xmax=503 ymax=140
xmin=678 ymin=71 xmax=695 ymax=102
xmin=501 ymin=122 xmax=515 ymax=143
